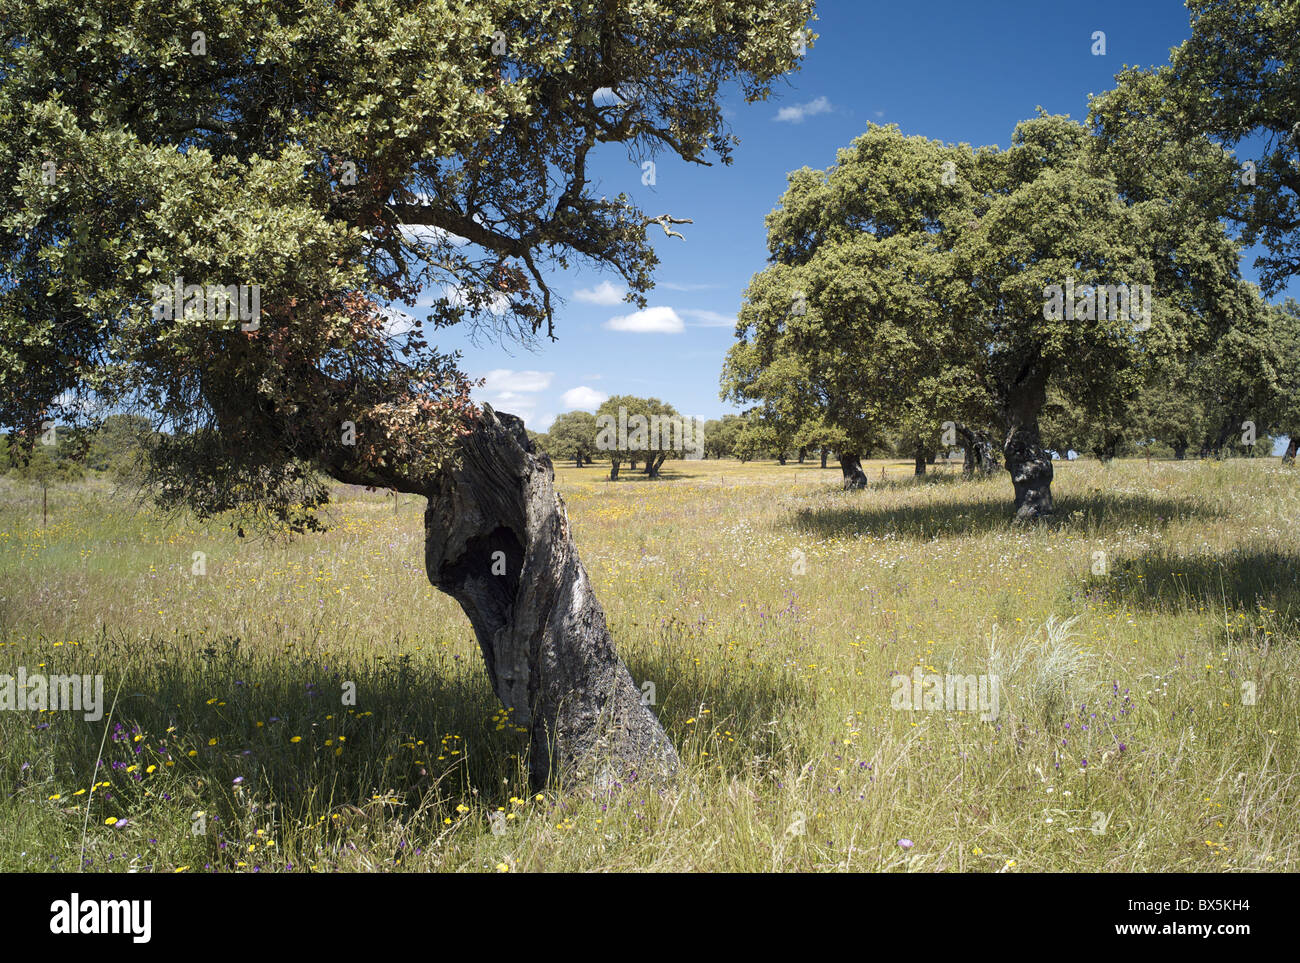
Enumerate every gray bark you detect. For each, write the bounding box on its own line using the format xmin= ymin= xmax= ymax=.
xmin=423 ymin=407 xmax=677 ymax=787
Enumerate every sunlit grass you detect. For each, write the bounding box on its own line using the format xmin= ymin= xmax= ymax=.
xmin=1 ymin=455 xmax=1296 ymax=871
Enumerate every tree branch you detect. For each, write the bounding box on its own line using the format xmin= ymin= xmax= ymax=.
xmin=643 ymin=214 xmax=693 ymax=241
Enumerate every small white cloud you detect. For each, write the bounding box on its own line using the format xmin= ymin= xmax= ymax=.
xmin=380 ymin=306 xmax=418 ymax=337
xmin=532 ymin=412 xmax=556 ymax=432
xmin=604 ymin=306 xmax=684 ymax=333
xmin=485 ymin=395 xmax=538 ymax=421
xmin=660 ymin=281 xmax=722 ymax=292
xmin=53 ymin=390 xmax=102 ymax=416
xmin=481 ymin=369 xmax=553 ymax=393
xmin=681 ymin=309 xmax=735 ymax=327
xmin=398 ymin=225 xmax=468 ymax=248
xmin=593 ymin=84 xmax=649 ymax=107
xmin=574 ymin=280 xmax=626 ymax=305
xmin=445 ymin=283 xmax=510 ymax=316
xmin=775 ymin=96 xmax=832 ymax=124
xmin=561 ymin=386 xmax=609 ymax=410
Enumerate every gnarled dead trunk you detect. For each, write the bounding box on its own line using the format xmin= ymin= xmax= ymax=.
xmin=839 ymin=453 xmax=868 ymax=489
xmin=423 ymin=407 xmax=678 ymax=787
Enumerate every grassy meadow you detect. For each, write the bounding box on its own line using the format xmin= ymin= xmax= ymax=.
xmin=1 ymin=455 xmax=1297 ymax=872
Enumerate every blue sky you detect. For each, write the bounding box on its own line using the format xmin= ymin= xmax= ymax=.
xmin=394 ymin=0 xmax=1297 ymax=434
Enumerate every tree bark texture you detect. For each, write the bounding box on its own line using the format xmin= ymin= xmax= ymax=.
xmin=1004 ymin=423 xmax=1054 ymax=521
xmin=423 ymin=407 xmax=678 ymax=787
xmin=839 ymin=453 xmax=868 ymax=489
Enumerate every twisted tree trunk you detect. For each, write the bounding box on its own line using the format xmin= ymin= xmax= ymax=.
xmin=1004 ymin=423 xmax=1054 ymax=520
xmin=422 ymin=408 xmax=678 ymax=787
xmin=839 ymin=453 xmax=868 ymax=489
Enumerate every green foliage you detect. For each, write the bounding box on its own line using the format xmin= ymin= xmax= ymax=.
xmin=546 ymin=410 xmax=599 ymax=466
xmin=1092 ymin=0 xmax=1300 ymax=294
xmin=5 ymin=431 xmax=85 ymax=482
xmin=595 ymin=395 xmax=696 ymax=475
xmin=702 ymin=414 xmax=746 ymax=459
xmin=727 ymin=113 xmax=1249 ymax=489
xmin=86 ymin=413 xmax=156 ymax=479
xmin=0 ymin=0 xmax=815 ymax=523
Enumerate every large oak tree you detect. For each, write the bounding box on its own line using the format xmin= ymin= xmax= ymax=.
xmin=0 ymin=0 xmax=816 ymax=786
xmin=727 ymin=116 xmax=1248 ymax=518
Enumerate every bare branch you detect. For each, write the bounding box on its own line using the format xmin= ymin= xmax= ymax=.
xmin=643 ymin=214 xmax=694 ymax=241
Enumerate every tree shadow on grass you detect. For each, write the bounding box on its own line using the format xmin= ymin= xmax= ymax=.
xmin=791 ymin=489 xmax=1224 ymax=541
xmin=596 ymin=469 xmax=705 ymax=483
xmin=1 ymin=627 xmax=797 ymax=866
xmin=1075 ymin=547 xmax=1300 ymax=633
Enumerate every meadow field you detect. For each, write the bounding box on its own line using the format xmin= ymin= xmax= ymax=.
xmin=1 ymin=455 xmax=1296 ymax=872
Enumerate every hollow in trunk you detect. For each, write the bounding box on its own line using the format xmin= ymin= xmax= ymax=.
xmin=424 ymin=407 xmax=678 ymax=787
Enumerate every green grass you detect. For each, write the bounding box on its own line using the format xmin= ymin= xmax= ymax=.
xmin=1 ymin=455 xmax=1297 ymax=871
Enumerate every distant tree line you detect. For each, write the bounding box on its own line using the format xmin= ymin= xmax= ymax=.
xmin=4 ymin=413 xmax=158 ymax=483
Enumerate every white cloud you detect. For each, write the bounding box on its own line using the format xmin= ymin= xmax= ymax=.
xmin=53 ymin=390 xmax=103 ymax=417
xmin=593 ymin=85 xmax=649 ymax=107
xmin=574 ymin=280 xmax=626 ymax=305
xmin=604 ymin=306 xmax=684 ymax=333
xmin=775 ymin=96 xmax=833 ymax=124
xmin=481 ymin=369 xmax=553 ymax=393
xmin=475 ymin=371 xmax=551 ymax=423
xmin=445 ymin=283 xmax=510 ymax=316
xmin=398 ymin=225 xmax=468 ymax=248
xmin=561 ymin=386 xmax=609 ymax=410
xmin=681 ymin=309 xmax=735 ymax=327
xmin=660 ymin=281 xmax=722 ymax=292
xmin=532 ymin=412 xmax=556 ymax=432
